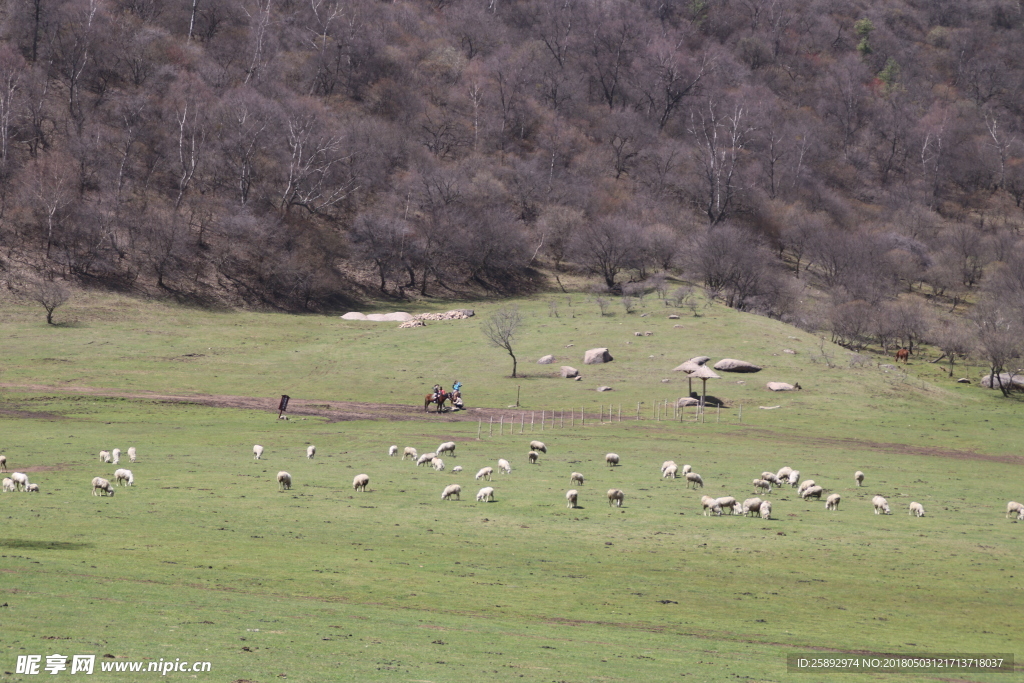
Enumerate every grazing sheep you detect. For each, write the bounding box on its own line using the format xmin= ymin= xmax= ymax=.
xmin=2 ymin=478 xmax=14 ymax=492
xmin=825 ymin=493 xmax=841 ymax=511
xmin=1006 ymin=501 xmax=1024 ymax=519
xmin=662 ymin=464 xmax=678 ymax=479
xmin=566 ymin=489 xmax=579 ymax=508
xmin=388 ymin=445 xmax=399 ymax=457
xmin=801 ymin=485 xmax=824 ymax=501
xmin=253 ymin=444 xmax=264 ymax=460
xmin=909 ymin=502 xmax=925 ymax=517
xmin=476 ymin=486 xmax=495 ymax=502
xmin=476 ymin=467 xmax=494 ymax=481
xmin=788 ymin=470 xmax=801 ymax=487
xmin=660 ymin=460 xmax=677 ymax=475
xmin=497 ymin=459 xmax=512 ymax=474
xmin=277 ymin=471 xmax=292 ymax=491
xmin=570 ymin=472 xmax=584 ymax=486
xmin=715 ymin=496 xmax=739 ymax=515
xmin=432 ymin=457 xmax=445 ymax=471
xmin=605 ymin=453 xmax=620 ymax=467
xmin=92 ymin=477 xmax=115 ymax=496
xmin=25 ymin=483 xmax=40 ymax=493
xmin=741 ymin=497 xmax=763 ymax=517
xmin=701 ymin=495 xmax=722 ymax=516
xmin=128 ymin=446 xmax=137 ymax=463
xmin=753 ymin=478 xmax=772 ymax=494
xmin=452 ymin=466 xmax=463 ymax=473
xmin=872 ymin=495 xmax=891 ymax=514
xmin=0 ymin=455 xmax=6 ymax=472
xmin=760 ymin=472 xmax=780 ymax=486
xmin=854 ymin=470 xmax=865 ymax=486
xmin=681 ymin=464 xmax=692 ymax=475
xmin=437 ymin=441 xmax=456 ymax=457
xmin=99 ymin=450 xmax=112 ymax=463
xmin=607 ymin=488 xmax=625 ymax=507
xmin=441 ymin=484 xmax=462 ymax=500
xmin=307 ymin=445 xmax=316 ymax=459
xmin=685 ymin=472 xmax=704 ymax=489
xmin=797 ymin=479 xmax=816 ymax=494
xmin=353 ymin=474 xmax=370 ymax=492
xmin=528 ymin=450 xmax=540 ymax=464
xmin=403 ymin=447 xmax=418 ymax=461
xmin=760 ymin=500 xmax=773 ymax=519
xmin=111 ymin=448 xmax=121 ymax=464
xmin=776 ymin=466 xmax=793 ymax=482
xmin=114 ymin=469 xmax=134 ymax=486
xmin=11 ymin=472 xmax=29 ymax=491
xmin=529 ymin=440 xmax=547 ymax=453
xmin=416 ymin=453 xmax=437 ymax=466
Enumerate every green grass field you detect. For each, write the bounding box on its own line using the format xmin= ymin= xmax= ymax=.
xmin=1 ymin=291 xmax=1021 ymax=682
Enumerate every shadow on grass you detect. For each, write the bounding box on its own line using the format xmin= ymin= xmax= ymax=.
xmin=0 ymin=538 xmax=94 ymax=550
xmin=51 ymin=320 xmax=86 ymax=328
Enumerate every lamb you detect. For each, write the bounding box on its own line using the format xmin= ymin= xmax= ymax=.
xmin=788 ymin=470 xmax=801 ymax=487
xmin=402 ymin=447 xmax=418 ymax=461
xmin=476 ymin=486 xmax=495 ymax=502
xmin=475 ymin=467 xmax=494 ymax=481
xmin=715 ymin=496 xmax=739 ymax=515
xmin=307 ymin=445 xmax=316 ymax=459
xmin=497 ymin=458 xmax=512 ymax=474
xmin=0 ymin=455 xmax=7 ymax=472
xmin=437 ymin=441 xmax=456 ymax=457
xmin=797 ymin=479 xmax=816 ymax=494
xmin=253 ymin=445 xmax=264 ymax=460
xmin=92 ymin=477 xmax=115 ymax=496
xmin=111 ymin=448 xmax=121 ymax=464
xmin=909 ymin=501 xmax=925 ymax=517
xmin=277 ymin=471 xmax=292 ymax=491
xmin=566 ymin=489 xmax=579 ymax=508
xmin=432 ymin=457 xmax=445 ymax=471
xmin=752 ymin=478 xmax=772 ymax=494
xmin=416 ymin=453 xmax=437 ymax=466
xmin=685 ymin=472 xmax=704 ymax=489
xmin=353 ymin=474 xmax=370 ymax=492
xmin=529 ymin=440 xmax=547 ymax=453
xmin=662 ymin=464 xmax=678 ymax=479
xmin=872 ymin=495 xmax=891 ymax=514
xmin=801 ymin=485 xmax=824 ymax=501
xmin=570 ymin=472 xmax=584 ymax=486
xmin=388 ymin=445 xmax=399 ymax=457
xmin=25 ymin=483 xmax=40 ymax=493
xmin=99 ymin=450 xmax=112 ymax=463
xmin=2 ymin=478 xmax=14 ymax=492
xmin=452 ymin=466 xmax=463 ymax=473
xmin=825 ymin=493 xmax=841 ymax=511
xmin=11 ymin=472 xmax=29 ymax=491
xmin=528 ymin=450 xmax=540 ymax=464
xmin=741 ymin=497 xmax=763 ymax=517
xmin=607 ymin=488 xmax=625 ymax=507
xmin=441 ymin=484 xmax=462 ymax=500
xmin=760 ymin=500 xmax=773 ymax=520
xmin=114 ymin=468 xmax=134 ymax=486
xmin=605 ymin=453 xmax=620 ymax=467
xmin=1006 ymin=501 xmax=1024 ymax=519
xmin=128 ymin=446 xmax=137 ymax=463
xmin=854 ymin=470 xmax=865 ymax=487
xmin=701 ymin=495 xmax=722 ymax=516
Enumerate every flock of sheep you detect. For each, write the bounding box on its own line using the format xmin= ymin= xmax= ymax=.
xmin=0 ymin=447 xmax=137 ymax=496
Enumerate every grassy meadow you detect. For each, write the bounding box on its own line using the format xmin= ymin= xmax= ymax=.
xmin=1 ymin=291 xmax=1022 ymax=682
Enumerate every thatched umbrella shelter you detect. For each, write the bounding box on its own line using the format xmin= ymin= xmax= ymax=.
xmin=688 ymin=364 xmax=720 ymax=409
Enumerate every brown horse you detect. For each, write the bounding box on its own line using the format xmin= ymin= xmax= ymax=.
xmin=895 ymin=348 xmax=910 ymax=363
xmin=424 ymin=391 xmax=452 ymax=412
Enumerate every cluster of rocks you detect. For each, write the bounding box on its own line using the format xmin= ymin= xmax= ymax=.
xmin=398 ymin=320 xmax=426 ymax=328
xmin=340 ymin=309 xmax=474 ymax=325
xmin=413 ymin=309 xmax=475 ymax=321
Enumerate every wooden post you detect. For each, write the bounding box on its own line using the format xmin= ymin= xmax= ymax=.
xmin=477 ymin=419 xmax=482 ymax=439
xmin=520 ymin=412 xmax=525 ymax=435
xmin=717 ymin=403 xmax=721 ymax=423
xmin=618 ymin=404 xmax=621 ymax=421
xmin=499 ymin=415 xmax=504 ymax=436
xmin=581 ymin=407 xmax=585 ymax=427
xmin=489 ymin=416 xmax=493 ymax=437
xmin=560 ymin=410 xmax=564 ymax=429
xmin=571 ymin=408 xmax=574 ymax=428
xmin=637 ymin=402 xmax=641 ymax=420
xmin=531 ymin=412 xmax=535 ymax=432
xmin=739 ymin=404 xmax=742 ymax=423
xmin=516 ymin=385 xmax=521 ymax=408
xmin=540 ymin=410 xmax=544 ymax=432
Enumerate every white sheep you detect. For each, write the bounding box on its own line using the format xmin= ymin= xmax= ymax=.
xmin=452 ymin=466 xmax=463 ymax=473
xmin=476 ymin=467 xmax=494 ymax=481
xmin=607 ymin=488 xmax=624 ymax=507
xmin=277 ymin=471 xmax=292 ymax=491
xmin=788 ymin=470 xmax=801 ymax=487
xmin=715 ymin=496 xmax=739 ymax=515
xmin=685 ymin=472 xmax=704 ymax=489
xmin=253 ymin=444 xmax=264 ymax=460
xmin=353 ymin=474 xmax=370 ymax=492
xmin=111 ymin=448 xmax=121 ymax=464
xmin=0 ymin=455 xmax=7 ymax=472
xmin=776 ymin=466 xmax=793 ymax=483
xmin=476 ymin=486 xmax=495 ymax=502
xmin=701 ymin=495 xmax=721 ymax=516
xmin=566 ymin=489 xmax=579 ymax=508
xmin=437 ymin=441 xmax=456 ymax=457
xmin=11 ymin=472 xmax=29 ymax=491
xmin=529 ymin=440 xmax=547 ymax=453
xmin=682 ymin=464 xmax=692 ymax=475
xmin=92 ymin=477 xmax=115 ymax=496
xmin=570 ymin=472 xmax=584 ymax=486
xmin=909 ymin=502 xmax=925 ymax=517
xmin=660 ymin=460 xmax=677 ymax=475
xmin=25 ymin=483 xmax=40 ymax=493
xmin=760 ymin=500 xmax=773 ymax=520
xmin=2 ymin=478 xmax=14 ymax=492
xmin=605 ymin=453 xmax=620 ymax=467
xmin=432 ymin=457 xmax=445 ymax=472
xmin=1006 ymin=501 xmax=1024 ymax=519
xmin=741 ymin=497 xmax=763 ymax=517
xmin=416 ymin=452 xmax=437 ymax=466
xmin=753 ymin=478 xmax=772 ymax=494
xmin=497 ymin=459 xmax=512 ymax=474
xmin=114 ymin=469 xmax=134 ymax=486
xmin=825 ymin=493 xmax=841 ymax=511
xmin=307 ymin=445 xmax=316 ymax=459
xmin=441 ymin=484 xmax=462 ymax=500
xmin=663 ymin=464 xmax=678 ymax=479
xmin=99 ymin=450 xmax=112 ymax=463
xmin=797 ymin=479 xmax=816 ymax=494
xmin=854 ymin=470 xmax=865 ymax=486
xmin=388 ymin=445 xmax=399 ymax=457
xmin=872 ymin=495 xmax=891 ymax=514
xmin=760 ymin=472 xmax=780 ymax=486
xmin=801 ymin=485 xmax=824 ymax=501
xmin=403 ymin=447 xmax=418 ymax=461
xmin=528 ymin=450 xmax=540 ymax=464
xmin=1019 ymin=508 xmax=1024 ymax=521
xmin=128 ymin=446 xmax=137 ymax=463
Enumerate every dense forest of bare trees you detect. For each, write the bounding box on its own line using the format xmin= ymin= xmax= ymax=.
xmin=2 ymin=0 xmax=1024 ymax=381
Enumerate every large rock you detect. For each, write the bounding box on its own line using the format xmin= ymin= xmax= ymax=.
xmin=981 ymin=373 xmax=1024 ymax=390
xmin=584 ymin=348 xmax=613 ymax=365
xmin=366 ymin=312 xmax=414 ymax=321
xmin=341 ymin=312 xmax=368 ymax=320
xmin=561 ymin=366 xmax=580 ymax=378
xmin=767 ymin=382 xmax=800 ymax=391
xmin=714 ymin=358 xmax=762 ymax=373
xmin=537 ymin=355 xmax=554 ymax=364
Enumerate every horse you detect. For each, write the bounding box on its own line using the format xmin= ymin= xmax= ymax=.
xmin=424 ymin=391 xmax=452 ymax=412
xmin=895 ymin=348 xmax=910 ymax=363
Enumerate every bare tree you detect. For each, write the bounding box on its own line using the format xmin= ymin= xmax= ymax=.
xmin=970 ymin=297 xmax=1022 ymax=397
xmin=481 ymin=304 xmax=523 ymax=378
xmin=29 ymin=279 xmax=70 ymax=324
